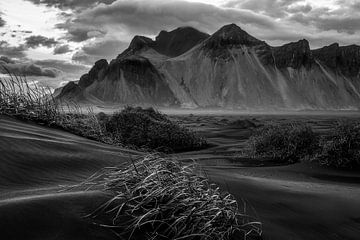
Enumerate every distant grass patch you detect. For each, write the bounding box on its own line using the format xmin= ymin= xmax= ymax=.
xmin=314 ymin=121 xmax=360 ymax=169
xmin=104 ymin=106 xmax=208 ymax=153
xmin=70 ymin=155 xmax=262 ymax=240
xmin=247 ymin=123 xmax=319 ymax=163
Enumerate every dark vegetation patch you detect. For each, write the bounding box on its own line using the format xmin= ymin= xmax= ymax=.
xmin=102 ymin=106 xmax=208 ymax=153
xmin=246 ymin=121 xmax=360 ymax=170
xmin=247 ymin=123 xmax=320 ymax=163
xmin=228 ymin=119 xmax=258 ymax=129
xmin=314 ymin=121 xmax=360 ymax=169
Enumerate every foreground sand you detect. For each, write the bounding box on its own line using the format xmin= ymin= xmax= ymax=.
xmin=0 ymin=114 xmax=359 ymax=240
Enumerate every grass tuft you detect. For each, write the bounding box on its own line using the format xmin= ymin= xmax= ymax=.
xmin=0 ymin=67 xmax=59 ymax=124
xmin=0 ymin=70 xmax=105 ymax=140
xmin=70 ymin=155 xmax=262 ymax=240
xmin=314 ymin=121 xmax=360 ymax=169
xmin=247 ymin=122 xmax=319 ymax=163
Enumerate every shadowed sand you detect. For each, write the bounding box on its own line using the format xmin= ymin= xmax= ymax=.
xmin=0 ymin=114 xmax=360 ymax=240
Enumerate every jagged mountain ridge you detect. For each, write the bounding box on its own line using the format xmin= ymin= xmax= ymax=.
xmin=59 ymin=23 xmax=360 ymax=110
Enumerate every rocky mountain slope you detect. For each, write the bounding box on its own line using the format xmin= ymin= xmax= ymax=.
xmin=58 ymin=24 xmax=360 ymax=110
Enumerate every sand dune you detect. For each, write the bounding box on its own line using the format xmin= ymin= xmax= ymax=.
xmin=0 ymin=115 xmax=140 ymax=240
xmin=0 ymin=191 xmax=117 ymax=240
xmin=0 ymin=116 xmax=140 ymax=193
xmin=1 ymin=114 xmax=360 ymax=240
xmin=206 ymin=165 xmax=360 ymax=240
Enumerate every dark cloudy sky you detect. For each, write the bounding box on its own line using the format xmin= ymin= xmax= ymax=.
xmin=0 ymin=0 xmax=359 ymax=88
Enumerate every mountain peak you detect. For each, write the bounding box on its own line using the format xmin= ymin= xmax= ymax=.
xmin=118 ymin=27 xmax=209 ymax=58
xmin=218 ymin=23 xmax=243 ymax=32
xmin=117 ymin=36 xmax=154 ymax=59
xmin=280 ymin=39 xmax=311 ymax=53
xmin=271 ymin=39 xmax=313 ymax=68
xmin=129 ymin=35 xmax=154 ymax=51
xmin=154 ymin=26 xmax=209 ymax=57
xmin=203 ymin=23 xmax=264 ymax=50
xmin=156 ymin=26 xmax=204 ymax=41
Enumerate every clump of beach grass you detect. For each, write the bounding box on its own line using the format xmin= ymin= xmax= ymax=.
xmin=0 ymin=68 xmax=60 ymax=124
xmin=0 ymin=69 xmax=105 ymax=140
xmin=314 ymin=120 xmax=360 ymax=169
xmin=247 ymin=122 xmax=319 ymax=163
xmin=69 ymin=154 xmax=262 ymax=240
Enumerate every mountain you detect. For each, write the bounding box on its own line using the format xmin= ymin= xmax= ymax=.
xmin=58 ymin=23 xmax=360 ymax=110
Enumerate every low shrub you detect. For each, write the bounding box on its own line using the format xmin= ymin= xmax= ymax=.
xmin=70 ymin=155 xmax=262 ymax=240
xmin=104 ymin=106 xmax=208 ymax=153
xmin=314 ymin=121 xmax=360 ymax=169
xmin=247 ymin=122 xmax=319 ymax=162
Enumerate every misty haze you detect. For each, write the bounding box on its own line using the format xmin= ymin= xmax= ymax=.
xmin=0 ymin=1 xmax=359 ymax=240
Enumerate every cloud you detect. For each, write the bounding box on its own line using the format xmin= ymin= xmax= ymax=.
xmin=56 ymin=0 xmax=276 ymax=44
xmin=53 ymin=44 xmax=72 ymax=54
xmin=224 ymin=0 xmax=304 ymax=18
xmin=25 ymin=0 xmax=116 ymax=10
xmin=25 ymin=35 xmax=59 ymax=48
xmin=0 ymin=56 xmax=90 ymax=89
xmin=34 ymin=59 xmax=89 ymax=74
xmin=286 ymin=3 xmax=312 ymax=14
xmin=72 ymin=39 xmax=128 ymax=64
xmin=0 ymin=61 xmax=58 ymax=78
xmin=288 ymin=3 xmax=360 ymax=35
xmin=33 ymin=59 xmax=90 ymax=89
xmin=0 ymin=41 xmax=27 ymax=58
xmin=56 ymin=22 xmax=106 ymax=42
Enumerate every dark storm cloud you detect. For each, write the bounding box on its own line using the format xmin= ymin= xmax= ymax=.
xmin=25 ymin=35 xmax=59 ymax=48
xmin=53 ymin=44 xmax=71 ymax=54
xmin=72 ymin=39 xmax=128 ymax=65
xmin=25 ymin=0 xmax=116 ymax=10
xmin=0 ymin=56 xmax=89 ymax=81
xmin=0 ymin=59 xmax=89 ymax=88
xmin=0 ymin=41 xmax=27 ymax=58
xmin=0 ymin=59 xmax=58 ymax=78
xmin=58 ymin=0 xmax=276 ymax=43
